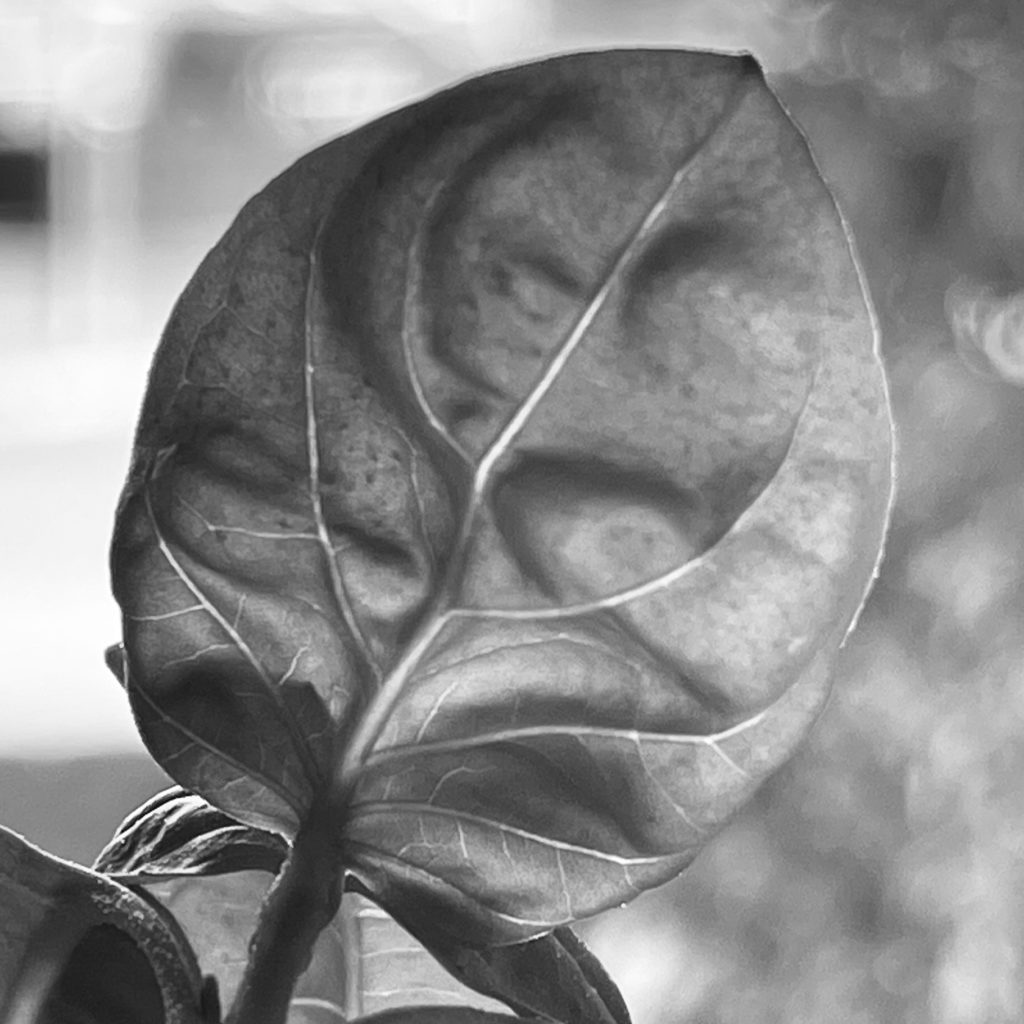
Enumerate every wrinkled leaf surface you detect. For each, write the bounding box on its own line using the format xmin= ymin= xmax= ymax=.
xmin=112 ymin=48 xmax=893 ymax=941
xmin=0 ymin=826 xmax=203 ymax=1023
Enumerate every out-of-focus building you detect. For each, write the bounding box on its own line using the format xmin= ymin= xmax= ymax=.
xmin=3 ymin=0 xmax=550 ymax=360
xmin=0 ymin=0 xmax=555 ymax=756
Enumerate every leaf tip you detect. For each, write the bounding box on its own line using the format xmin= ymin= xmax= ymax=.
xmin=105 ymin=642 xmax=127 ymax=689
xmin=736 ymin=51 xmax=763 ymax=78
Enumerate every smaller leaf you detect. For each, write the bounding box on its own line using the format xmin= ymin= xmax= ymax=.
xmin=105 ymin=641 xmax=127 ymax=688
xmin=0 ymin=825 xmax=204 ymax=1023
xmin=95 ymin=786 xmax=289 ymax=882
xmin=352 ymin=879 xmax=629 ymax=1024
xmin=452 ymin=928 xmax=631 ymax=1024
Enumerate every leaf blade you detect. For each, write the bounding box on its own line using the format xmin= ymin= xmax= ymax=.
xmin=113 ymin=47 xmax=893 ymax=941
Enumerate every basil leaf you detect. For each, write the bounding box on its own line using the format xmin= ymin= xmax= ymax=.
xmin=112 ymin=48 xmax=892 ymax=941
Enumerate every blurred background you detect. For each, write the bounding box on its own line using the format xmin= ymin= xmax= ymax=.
xmin=2 ymin=0 xmax=1024 ymax=1021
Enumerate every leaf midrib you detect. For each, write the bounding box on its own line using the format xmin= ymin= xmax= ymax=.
xmin=330 ymin=74 xmax=761 ymax=802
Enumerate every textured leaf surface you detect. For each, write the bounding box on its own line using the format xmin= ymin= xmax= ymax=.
xmin=0 ymin=826 xmax=203 ymax=1023
xmin=112 ymin=48 xmax=893 ymax=940
xmin=95 ymin=786 xmax=288 ymax=881
xmin=140 ymin=873 xmax=510 ymax=1021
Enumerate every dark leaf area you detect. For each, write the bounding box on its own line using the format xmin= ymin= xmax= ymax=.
xmin=0 ymin=826 xmax=203 ymax=1024
xmin=112 ymin=48 xmax=892 ymax=941
xmin=39 ymin=924 xmax=165 ymax=1024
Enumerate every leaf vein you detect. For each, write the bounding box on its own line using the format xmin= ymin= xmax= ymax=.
xmin=304 ymin=234 xmax=382 ymax=685
xmin=452 ymin=356 xmax=821 ymax=622
xmin=369 ymin=712 xmax=767 ymax=767
xmin=127 ymin=675 xmax=302 ymax=817
xmin=350 ymin=801 xmax=664 ymax=869
xmin=401 ymin=177 xmax=474 ymax=463
xmin=144 ymin=486 xmax=323 ymax=790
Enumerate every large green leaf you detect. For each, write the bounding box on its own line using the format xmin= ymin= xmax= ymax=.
xmin=111 ymin=48 xmax=893 ymax=941
xmin=0 ymin=826 xmax=204 ymax=1024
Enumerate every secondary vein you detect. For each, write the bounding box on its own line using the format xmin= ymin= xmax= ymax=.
xmin=304 ymin=229 xmax=382 ymax=685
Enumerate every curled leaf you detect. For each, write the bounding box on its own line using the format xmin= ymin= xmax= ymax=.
xmin=95 ymin=786 xmax=288 ymax=882
xmin=0 ymin=826 xmax=204 ymax=1024
xmin=112 ymin=48 xmax=893 ymax=941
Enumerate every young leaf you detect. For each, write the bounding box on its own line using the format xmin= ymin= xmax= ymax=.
xmin=0 ymin=826 xmax=204 ymax=1023
xmin=95 ymin=786 xmax=288 ymax=881
xmin=111 ymin=48 xmax=893 ymax=940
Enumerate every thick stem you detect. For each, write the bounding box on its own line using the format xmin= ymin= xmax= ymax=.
xmin=225 ymin=807 xmax=342 ymax=1024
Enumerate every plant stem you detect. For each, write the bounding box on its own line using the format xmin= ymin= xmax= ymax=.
xmin=225 ymin=806 xmax=341 ymax=1024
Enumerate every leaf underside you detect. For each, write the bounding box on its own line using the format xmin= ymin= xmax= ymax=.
xmin=112 ymin=48 xmax=893 ymax=942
